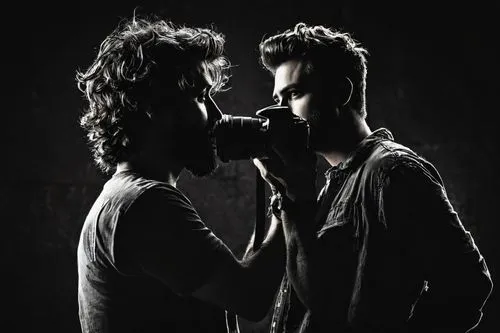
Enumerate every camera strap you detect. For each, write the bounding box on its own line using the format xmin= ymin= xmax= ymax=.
xmin=253 ymin=169 xmax=266 ymax=251
xmin=225 ymin=170 xmax=267 ymax=333
xmin=225 ymin=312 xmax=240 ymax=333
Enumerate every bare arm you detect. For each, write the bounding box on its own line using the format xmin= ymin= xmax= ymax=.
xmin=117 ymin=186 xmax=286 ymax=322
xmin=193 ymin=214 xmax=285 ymax=321
xmin=252 ymin=156 xmax=323 ymax=312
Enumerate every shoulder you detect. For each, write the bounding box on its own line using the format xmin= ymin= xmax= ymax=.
xmin=363 ymin=140 xmax=442 ymax=186
xmin=128 ymin=182 xmax=197 ymax=220
xmin=108 ymin=173 xmax=201 ymax=238
xmin=112 ymin=172 xmax=188 ymax=203
xmin=365 ymin=140 xmax=419 ymax=170
xmin=105 ymin=171 xmax=193 ymax=211
xmin=113 ymin=182 xmax=205 ymax=270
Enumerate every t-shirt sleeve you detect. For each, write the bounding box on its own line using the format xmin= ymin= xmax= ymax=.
xmin=115 ymin=185 xmax=231 ymax=295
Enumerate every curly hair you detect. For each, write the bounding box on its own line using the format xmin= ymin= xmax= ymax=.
xmin=76 ymin=15 xmax=230 ymax=174
xmin=259 ymin=23 xmax=368 ymax=117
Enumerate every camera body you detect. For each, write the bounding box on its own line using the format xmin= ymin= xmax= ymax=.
xmin=213 ymin=105 xmax=310 ymax=162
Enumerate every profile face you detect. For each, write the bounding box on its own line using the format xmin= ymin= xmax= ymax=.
xmin=172 ymin=64 xmax=223 ymax=177
xmin=273 ymin=59 xmax=339 ymax=153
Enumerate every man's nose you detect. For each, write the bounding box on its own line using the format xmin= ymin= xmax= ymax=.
xmin=208 ymin=95 xmax=223 ymax=122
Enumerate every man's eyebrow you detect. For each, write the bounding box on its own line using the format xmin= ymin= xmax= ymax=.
xmin=273 ymin=83 xmax=300 ymax=102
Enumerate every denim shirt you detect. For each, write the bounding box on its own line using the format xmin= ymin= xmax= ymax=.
xmin=270 ymin=128 xmax=492 ymax=333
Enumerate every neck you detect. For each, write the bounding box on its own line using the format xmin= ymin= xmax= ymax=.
xmin=320 ymin=116 xmax=372 ymax=167
xmin=116 ymin=152 xmax=182 ymax=187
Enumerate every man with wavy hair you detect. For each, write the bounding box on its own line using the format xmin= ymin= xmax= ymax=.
xmin=76 ymin=16 xmax=284 ymax=333
xmin=253 ymin=23 xmax=493 ymax=332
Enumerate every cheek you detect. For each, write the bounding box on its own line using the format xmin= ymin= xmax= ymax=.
xmin=183 ymin=102 xmax=208 ymax=129
xmin=291 ymin=96 xmax=313 ymax=120
xmin=198 ymin=103 xmax=209 ymax=125
xmin=197 ymin=107 xmax=208 ymax=128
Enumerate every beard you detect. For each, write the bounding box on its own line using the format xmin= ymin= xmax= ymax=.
xmin=307 ymin=108 xmax=334 ymax=153
xmin=307 ymin=106 xmax=346 ymax=154
xmin=173 ymin=128 xmax=219 ymax=177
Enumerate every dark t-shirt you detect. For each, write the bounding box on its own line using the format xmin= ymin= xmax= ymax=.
xmin=77 ymin=171 xmax=228 ymax=333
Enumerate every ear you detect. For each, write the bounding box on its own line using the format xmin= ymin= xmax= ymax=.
xmin=341 ymin=76 xmax=353 ymax=106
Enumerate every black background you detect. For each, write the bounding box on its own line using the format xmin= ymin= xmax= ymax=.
xmin=4 ymin=0 xmax=498 ymax=332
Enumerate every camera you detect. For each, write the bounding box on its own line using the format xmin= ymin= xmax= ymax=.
xmin=213 ymin=105 xmax=310 ymax=162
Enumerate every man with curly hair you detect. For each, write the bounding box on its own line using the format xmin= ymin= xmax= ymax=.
xmin=76 ymin=16 xmax=284 ymax=333
xmin=253 ymin=23 xmax=493 ymax=332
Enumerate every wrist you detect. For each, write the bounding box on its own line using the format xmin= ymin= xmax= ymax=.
xmin=268 ymin=192 xmax=283 ymax=220
xmin=270 ymin=191 xmax=316 ymax=219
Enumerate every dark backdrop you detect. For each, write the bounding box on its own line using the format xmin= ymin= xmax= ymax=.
xmin=4 ymin=0 xmax=498 ymax=332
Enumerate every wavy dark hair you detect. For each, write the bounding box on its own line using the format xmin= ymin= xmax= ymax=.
xmin=76 ymin=16 xmax=230 ymax=174
xmin=259 ymin=23 xmax=368 ymax=117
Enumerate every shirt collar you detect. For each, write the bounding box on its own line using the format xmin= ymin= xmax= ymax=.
xmin=324 ymin=128 xmax=394 ymax=179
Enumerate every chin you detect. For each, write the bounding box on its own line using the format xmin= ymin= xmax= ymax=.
xmin=186 ymin=161 xmax=217 ymax=177
xmin=186 ymin=160 xmax=218 ymax=177
xmin=184 ymin=148 xmax=218 ymax=177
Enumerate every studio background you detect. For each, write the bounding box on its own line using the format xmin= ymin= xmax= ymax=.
xmin=4 ymin=0 xmax=498 ymax=332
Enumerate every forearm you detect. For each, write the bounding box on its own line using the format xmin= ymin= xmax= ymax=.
xmin=238 ymin=216 xmax=286 ymax=319
xmin=279 ymin=198 xmax=319 ymax=309
xmin=191 ymin=216 xmax=285 ymax=321
xmin=251 ymin=150 xmax=319 ymax=309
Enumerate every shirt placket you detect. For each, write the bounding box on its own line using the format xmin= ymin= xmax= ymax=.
xmin=271 ymin=276 xmax=290 ymax=333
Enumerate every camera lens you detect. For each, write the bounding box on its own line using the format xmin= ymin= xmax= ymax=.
xmin=214 ymin=115 xmax=269 ymax=162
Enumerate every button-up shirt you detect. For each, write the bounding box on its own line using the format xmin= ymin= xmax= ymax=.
xmin=270 ymin=128 xmax=492 ymax=333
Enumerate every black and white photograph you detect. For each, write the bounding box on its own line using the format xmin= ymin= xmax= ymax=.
xmin=5 ymin=0 xmax=498 ymax=332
